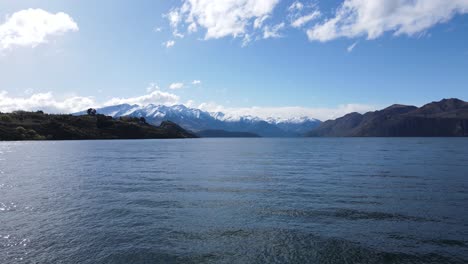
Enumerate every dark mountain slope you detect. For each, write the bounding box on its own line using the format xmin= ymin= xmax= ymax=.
xmin=408 ymin=98 xmax=468 ymax=118
xmin=0 ymin=111 xmax=196 ymax=141
xmin=307 ymin=99 xmax=468 ymax=137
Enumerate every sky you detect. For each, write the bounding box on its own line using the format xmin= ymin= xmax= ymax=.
xmin=0 ymin=0 xmax=468 ymax=120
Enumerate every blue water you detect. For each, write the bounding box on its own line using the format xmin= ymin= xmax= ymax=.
xmin=1 ymin=138 xmax=468 ymax=263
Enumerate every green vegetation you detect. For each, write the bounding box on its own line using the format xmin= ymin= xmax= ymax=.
xmin=0 ymin=111 xmax=196 ymax=141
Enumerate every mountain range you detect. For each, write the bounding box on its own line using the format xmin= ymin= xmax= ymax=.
xmin=75 ymin=104 xmax=321 ymax=137
xmin=307 ymin=98 xmax=468 ymax=137
xmin=73 ymin=98 xmax=468 ymax=138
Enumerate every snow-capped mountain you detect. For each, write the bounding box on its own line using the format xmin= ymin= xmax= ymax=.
xmin=75 ymin=104 xmax=321 ymax=137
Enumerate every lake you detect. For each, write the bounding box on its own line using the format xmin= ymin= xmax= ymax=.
xmin=1 ymin=138 xmax=468 ymax=263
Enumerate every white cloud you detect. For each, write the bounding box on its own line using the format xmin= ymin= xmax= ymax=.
xmin=173 ymin=32 xmax=185 ymax=39
xmin=154 ymin=27 xmax=162 ymax=32
xmin=347 ymin=41 xmax=358 ymax=52
xmin=0 ymin=90 xmax=180 ymax=113
xmin=192 ymin=80 xmax=201 ymax=85
xmin=263 ymin=22 xmax=285 ymax=39
xmin=0 ymin=91 xmax=94 ymax=113
xmin=169 ymin=82 xmax=184 ymax=90
xmin=254 ymin=15 xmax=270 ymax=29
xmin=163 ymin=0 xmax=468 ymax=45
xmin=168 ymin=9 xmax=181 ymax=28
xmin=307 ymin=0 xmax=468 ymax=42
xmin=146 ymin=82 xmax=160 ymax=92
xmin=167 ymin=0 xmax=280 ymax=41
xmin=242 ymin=34 xmax=252 ymax=47
xmin=188 ymin=22 xmax=198 ymax=33
xmin=166 ymin=9 xmax=185 ymax=38
xmin=185 ymin=99 xmax=196 ymax=108
xmin=103 ymin=91 xmax=179 ymax=107
xmin=164 ymin=40 xmax=175 ymax=48
xmin=291 ymin=11 xmax=320 ymax=28
xmin=288 ymin=1 xmax=304 ymax=12
xmin=24 ymin=88 xmax=34 ymax=95
xmin=0 ymin=8 xmax=78 ymax=50
xmin=198 ymin=101 xmax=379 ymax=121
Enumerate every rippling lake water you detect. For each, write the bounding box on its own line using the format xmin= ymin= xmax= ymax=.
xmin=1 ymin=138 xmax=468 ymax=263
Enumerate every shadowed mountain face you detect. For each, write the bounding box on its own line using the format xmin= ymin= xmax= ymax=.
xmin=307 ymin=99 xmax=468 ymax=137
xmin=0 ymin=111 xmax=196 ymax=141
xmin=76 ymin=104 xmax=321 ymax=137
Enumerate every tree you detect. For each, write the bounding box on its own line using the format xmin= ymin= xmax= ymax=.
xmin=87 ymin=108 xmax=97 ymax=116
xmin=139 ymin=117 xmax=147 ymax=124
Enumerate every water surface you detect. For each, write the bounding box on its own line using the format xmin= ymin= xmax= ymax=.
xmin=1 ymin=138 xmax=468 ymax=263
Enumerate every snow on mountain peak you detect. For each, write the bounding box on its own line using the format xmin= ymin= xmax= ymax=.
xmin=93 ymin=104 xmax=320 ymax=124
xmin=75 ymin=103 xmax=321 ymax=137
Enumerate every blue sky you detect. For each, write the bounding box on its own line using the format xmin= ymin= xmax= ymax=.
xmin=1 ymin=0 xmax=468 ymax=120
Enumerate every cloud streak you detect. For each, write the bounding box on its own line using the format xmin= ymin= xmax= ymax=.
xmin=347 ymin=41 xmax=358 ymax=52
xmin=291 ymin=11 xmax=320 ymax=28
xmin=263 ymin=22 xmax=285 ymax=39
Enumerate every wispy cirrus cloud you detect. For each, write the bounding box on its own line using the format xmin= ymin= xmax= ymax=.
xmin=263 ymin=22 xmax=285 ymax=39
xmin=288 ymin=1 xmax=321 ymax=29
xmin=291 ymin=11 xmax=320 ymax=28
xmin=0 ymin=8 xmax=78 ymax=51
xmin=347 ymin=41 xmax=358 ymax=52
xmin=288 ymin=1 xmax=304 ymax=12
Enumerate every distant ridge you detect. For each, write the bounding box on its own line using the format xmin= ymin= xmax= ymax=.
xmin=75 ymin=104 xmax=321 ymax=137
xmin=307 ymin=98 xmax=468 ymax=137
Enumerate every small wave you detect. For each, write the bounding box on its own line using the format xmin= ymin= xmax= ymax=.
xmin=129 ymin=199 xmax=183 ymax=209
xmin=181 ymin=228 xmax=467 ymax=264
xmin=259 ymin=208 xmax=432 ymax=222
xmin=423 ymin=239 xmax=467 ymax=247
